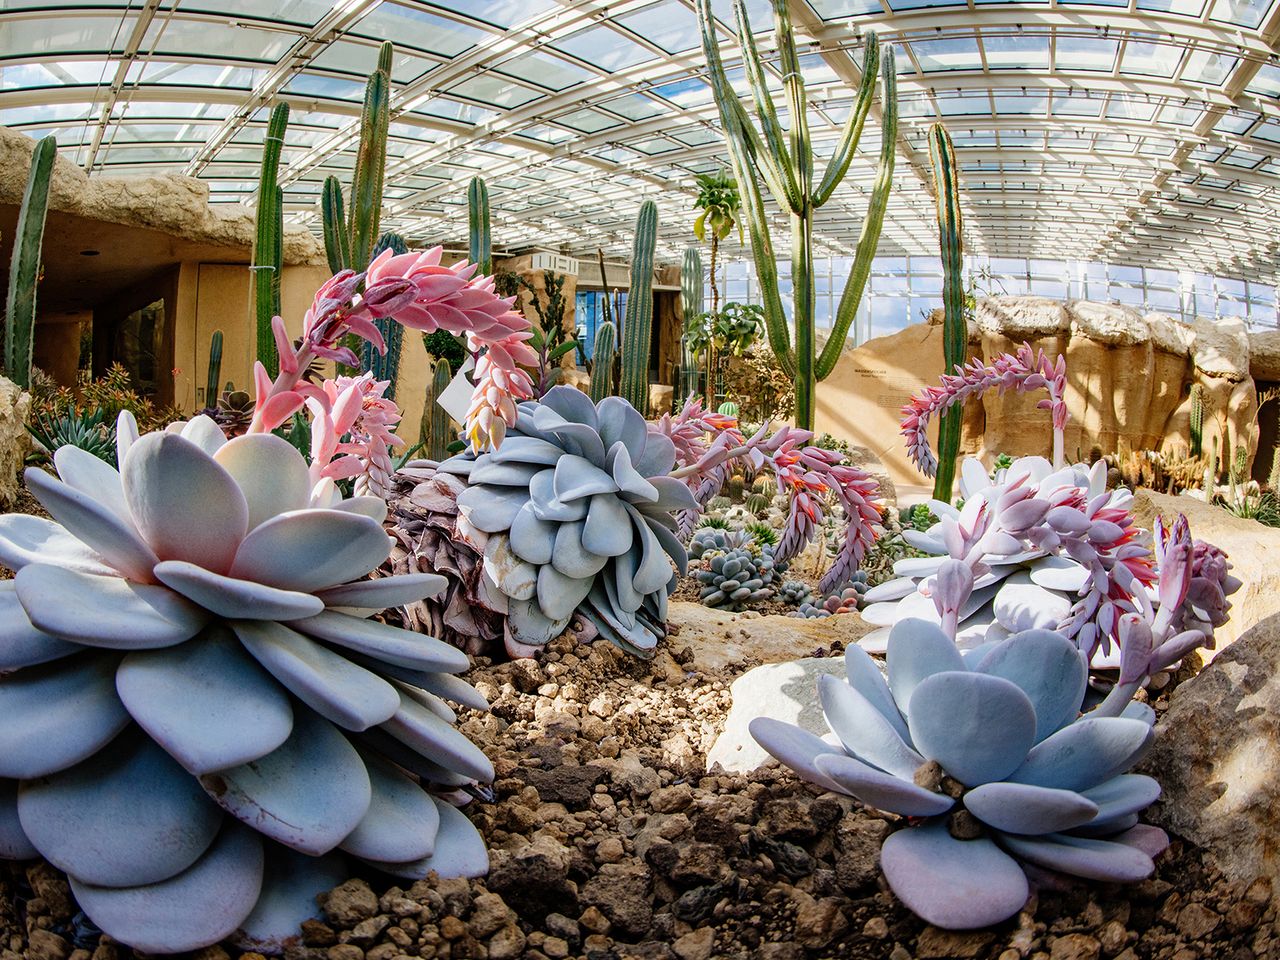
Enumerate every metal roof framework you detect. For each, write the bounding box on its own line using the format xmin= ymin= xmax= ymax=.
xmin=2 ymin=0 xmax=1279 ymax=281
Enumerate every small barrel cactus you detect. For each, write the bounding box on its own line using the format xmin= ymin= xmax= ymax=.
xmin=694 ymin=543 xmax=778 ymax=610
xmin=752 ymin=618 xmax=1166 ymax=930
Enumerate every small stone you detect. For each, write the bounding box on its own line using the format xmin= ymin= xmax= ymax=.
xmin=889 ymin=946 xmax=912 ymax=960
xmin=1177 ymin=902 xmax=1221 ymax=939
xmin=469 ymin=892 xmax=512 ymax=938
xmin=947 ymin=809 xmax=984 ymax=840
xmin=756 ymin=945 xmax=805 ymax=960
xmin=579 ymin=906 xmax=611 ymax=935
xmin=862 ymin=917 xmax=889 ymax=939
xmin=26 ymin=930 xmax=70 ymax=960
xmin=440 ymin=916 xmax=467 ymax=941
xmin=349 ymin=916 xmax=390 ymax=944
xmin=543 ymin=935 xmax=570 ymax=958
xmin=580 ymin=863 xmax=654 ymax=938
xmin=652 ymin=784 xmax=694 ymax=813
xmin=673 ymin=927 xmax=715 ymax=960
xmin=302 ymin=920 xmax=339 ymax=947
xmin=25 ymin=865 xmax=74 ymax=924
xmin=545 ymin=913 xmax=580 ymax=943
xmin=1048 ymin=933 xmax=1101 ymax=960
xmin=326 ymin=947 xmax=364 ymax=960
xmin=363 ymin=946 xmax=398 ymax=960
xmin=1098 ymin=920 xmax=1127 ymax=955
xmin=916 ymin=926 xmax=994 ymax=958
xmin=792 ymin=892 xmax=849 ymax=949
xmin=323 ymin=880 xmax=379 ymax=925
xmin=487 ymin=925 xmax=527 ymax=960
xmin=596 ymin=837 xmax=625 ymax=863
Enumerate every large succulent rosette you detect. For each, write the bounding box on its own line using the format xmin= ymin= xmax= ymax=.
xmin=440 ymin=386 xmax=697 ymax=658
xmin=0 ymin=414 xmax=493 ymax=955
xmin=752 ymin=618 xmax=1168 ymax=930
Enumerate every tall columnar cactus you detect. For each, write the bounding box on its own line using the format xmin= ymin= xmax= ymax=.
xmin=422 ymin=358 xmax=454 ymax=461
xmin=362 ymin=232 xmax=410 ymax=399
xmin=1189 ymin=384 xmax=1204 ymax=458
xmin=696 ymin=0 xmax=896 ymax=429
xmin=681 ymin=247 xmax=703 ymax=321
xmin=205 ymin=331 xmax=223 ymax=409
xmin=321 ymin=42 xmax=392 ymax=275
xmin=468 ymin=177 xmax=492 ymax=277
xmin=251 ymin=103 xmax=289 ymax=377
xmin=1230 ymin=440 xmax=1248 ymax=503
xmin=5 ymin=135 xmax=55 ymax=390
xmin=928 ymin=123 xmax=965 ymax=502
xmin=589 ymin=320 xmax=617 ymax=403
xmin=1205 ymin=435 xmax=1219 ymax=493
xmin=596 ymin=249 xmax=614 ymax=328
xmin=620 ymin=200 xmax=658 ymax=412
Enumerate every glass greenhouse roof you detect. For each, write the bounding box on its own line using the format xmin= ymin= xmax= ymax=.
xmin=2 ymin=0 xmax=1279 ymax=282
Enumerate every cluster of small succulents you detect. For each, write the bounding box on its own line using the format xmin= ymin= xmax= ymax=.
xmin=777 ymin=579 xmax=814 ymax=606
xmin=693 ymin=539 xmax=780 ymax=609
xmin=792 ymin=571 xmax=870 ymax=618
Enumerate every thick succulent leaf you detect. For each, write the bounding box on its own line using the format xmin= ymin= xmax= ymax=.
xmin=647 ymin=476 xmax=700 ymax=512
xmin=610 ymin=445 xmax=658 ymax=502
xmin=232 ymin=620 xmax=400 ymax=732
xmin=488 ymin=436 xmax=564 ymax=466
xmin=397 ymin=682 xmax=456 ymax=723
xmin=509 ymin=503 xmax=557 ymax=565
xmin=992 ymin=572 xmax=1072 ymax=633
xmin=293 ymin=611 xmax=470 ymax=673
xmin=958 ymin=457 xmax=991 ymax=498
xmin=582 ymin=494 xmax=632 ymax=557
xmin=963 ymin=782 xmax=1098 ymax=835
xmin=505 ymin=596 xmax=570 ymax=649
xmin=1008 ymin=717 xmax=1153 ymax=792
xmin=881 ymin=820 xmax=1030 ymax=930
xmin=458 ymin=485 xmax=529 ymax=535
xmin=596 ymin=396 xmax=647 ymax=451
xmin=230 ymin=509 xmax=391 ymax=592
xmin=1070 ymin=813 xmax=1140 ymax=838
xmin=362 ymin=797 xmax=488 ymax=880
xmin=748 ymin=717 xmax=846 ymax=793
xmin=17 ymin=733 xmax=222 ymax=887
xmin=634 ymin=430 xmax=676 ymax=477
xmin=630 ymin=510 xmax=675 ymax=596
xmin=535 ymin=415 xmax=606 ymax=466
xmin=582 ymin=587 xmax=661 ymax=658
xmin=0 ymin=581 xmax=79 ymax=671
xmin=483 ymin=534 xmax=538 ymax=601
xmin=16 ymin=565 xmax=208 ymax=649
xmin=331 ymin=496 xmax=389 ymax=523
xmin=536 ymin=563 xmax=593 ymax=622
xmin=1121 ymin=701 xmax=1156 ymax=726
xmin=645 ymin=517 xmax=688 ymax=576
xmin=353 ymin=728 xmax=474 ymax=789
xmin=892 ymin=556 xmax=947 ymax=579
xmin=975 ymin=629 xmax=1088 ymax=742
xmin=0 ymin=779 xmax=36 ymax=859
xmin=202 ymin=710 xmax=371 ymax=855
xmin=381 ymin=690 xmax=494 ymax=783
xmin=843 ymin=645 xmax=911 ymax=743
xmin=818 ymin=674 xmax=924 ymax=779
xmin=213 ymin=434 xmax=311 ymax=531
xmin=813 ymin=753 xmax=953 ymax=817
xmin=885 ymin=618 xmax=966 ymax=716
xmin=862 ymin=577 xmax=917 ymax=604
xmin=541 ymin=384 xmax=598 ymax=430
xmin=553 ymin=455 xmax=618 ymax=501
xmin=54 ymin=445 xmax=129 ymax=520
xmin=1081 ymin=774 xmax=1161 ymax=823
xmin=996 ymin=831 xmax=1155 ymax=882
xmin=0 ymin=654 xmax=128 ymax=778
xmin=1110 ymin=823 xmax=1170 ymax=859
xmin=529 ymin=469 xmax=588 ymax=522
xmin=180 ymin=415 xmax=228 ymax=456
xmin=907 ymin=671 xmax=1037 ymax=786
xmin=115 ymin=410 xmax=139 ymax=467
xmin=122 ymin=432 xmax=248 ymax=574
xmin=0 ymin=514 xmax=115 ymax=577
xmin=404 ymin=671 xmax=490 ymax=712
xmin=70 ymin=823 xmax=264 ymax=955
xmin=612 ymin=542 xmax=644 ymax=614
xmin=24 ymin=467 xmax=159 ymax=582
xmin=1028 ymin=556 xmax=1090 ymax=593
xmin=155 ymin=560 xmax=324 ymax=621
xmin=117 ymin=627 xmax=293 ymax=775
xmin=233 ymin=847 xmax=347 ymax=955
xmin=468 ymin=459 xmax=546 ymax=487
xmin=316 ymin=573 xmax=447 ymax=610
xmin=340 ymin=754 xmax=440 ymax=862
xmin=552 ymin=520 xmax=608 ymax=579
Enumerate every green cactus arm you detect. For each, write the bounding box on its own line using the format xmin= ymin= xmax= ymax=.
xmin=347 ymin=50 xmax=390 ymax=271
xmin=206 ymin=331 xmax=224 ymax=407
xmin=322 ymin=176 xmax=351 ymax=274
xmin=681 ymin=247 xmax=704 ymax=320
xmin=251 ymin=103 xmax=288 ymax=376
xmin=424 ymin=358 xmax=455 ymax=460
xmin=815 ymin=46 xmax=897 ymax=381
xmin=590 ymin=321 xmax=617 ymax=402
xmin=4 ymin=135 xmax=55 ymax=390
xmin=620 ymin=201 xmax=658 ymax=411
xmin=770 ymin=0 xmax=812 ymax=199
xmin=813 ymin=34 xmax=879 ymax=208
xmin=732 ymin=0 xmax=801 ymax=212
xmin=468 ymin=176 xmax=492 ymax=276
xmin=926 ymin=121 xmax=965 ymax=502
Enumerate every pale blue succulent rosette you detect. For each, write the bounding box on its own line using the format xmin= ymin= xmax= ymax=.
xmin=0 ymin=413 xmax=494 ymax=955
xmin=751 ymin=617 xmax=1168 ymax=930
xmin=440 ymin=386 xmax=697 ymax=658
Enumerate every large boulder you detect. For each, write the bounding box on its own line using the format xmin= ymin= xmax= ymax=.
xmin=1130 ymin=488 xmax=1280 ymax=655
xmin=1142 ymin=611 xmax=1280 ymax=884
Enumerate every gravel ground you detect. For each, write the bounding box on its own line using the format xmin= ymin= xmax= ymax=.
xmin=1 ymin=627 xmax=1276 ymax=960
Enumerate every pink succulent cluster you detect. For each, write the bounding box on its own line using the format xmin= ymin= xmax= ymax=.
xmin=248 ymin=246 xmax=535 ymax=453
xmin=306 ymin=374 xmax=405 ymax=499
xmin=902 ymin=343 xmax=1069 ymax=476
xmin=661 ymin=398 xmax=884 ymax=594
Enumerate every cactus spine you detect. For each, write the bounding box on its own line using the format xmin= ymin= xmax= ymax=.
xmin=468 ymin=177 xmax=492 ymax=276
xmin=1189 ymin=384 xmax=1204 ymax=458
xmin=250 ymin=103 xmax=289 ymax=377
xmin=929 ymin=122 xmax=965 ymax=501
xmin=5 ymin=135 xmax=55 ymax=389
xmin=422 ymin=358 xmax=455 ymax=461
xmin=362 ymin=232 xmax=409 ymax=399
xmin=696 ymin=0 xmax=896 ymax=428
xmin=206 ymin=331 xmax=224 ymax=408
xmin=589 ymin=321 xmax=617 ymax=403
xmin=619 ymin=200 xmax=658 ymax=412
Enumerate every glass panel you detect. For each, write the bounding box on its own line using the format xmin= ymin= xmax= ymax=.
xmin=498 ymin=51 xmax=594 ymax=91
xmin=1105 ymin=98 xmax=1158 ymax=121
xmin=910 ymin=37 xmax=983 ymax=72
xmin=1121 ymin=36 xmax=1184 ymax=77
xmin=600 ymin=94 xmax=666 ymax=121
xmin=1051 ymin=95 xmax=1103 ymax=117
xmin=1182 ymin=48 xmax=1237 ymax=85
xmin=284 ymin=73 xmax=366 ymax=101
xmin=1247 ymin=64 xmax=1280 ymax=98
xmin=1138 ymin=0 xmax=1206 ymax=10
xmin=447 ymin=74 xmax=543 ymax=108
xmin=354 ymin=3 xmax=489 ymax=57
xmin=615 ymin=2 xmax=700 ymax=54
xmin=807 ymin=0 xmax=882 ymax=16
xmin=431 ymin=0 xmax=559 ymax=27
xmin=145 ymin=18 xmax=296 ymax=61
xmin=1 ymin=15 xmax=136 ymax=55
xmin=180 ymin=0 xmax=333 ymax=25
xmin=554 ymin=108 xmax=624 ymax=133
xmin=983 ymin=34 xmax=1050 ymax=70
xmin=1210 ymin=0 xmax=1272 ymax=28
xmin=551 ymin=24 xmax=655 ymax=72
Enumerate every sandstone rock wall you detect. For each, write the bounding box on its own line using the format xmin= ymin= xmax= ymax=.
xmin=0 ymin=378 xmax=30 ymax=508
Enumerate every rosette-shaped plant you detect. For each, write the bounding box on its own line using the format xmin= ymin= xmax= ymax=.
xmin=752 ymin=617 xmax=1167 ymax=930
xmin=693 ymin=541 xmax=778 ymax=610
xmin=440 ymin=386 xmax=697 ymax=658
xmin=0 ymin=414 xmax=493 ymax=954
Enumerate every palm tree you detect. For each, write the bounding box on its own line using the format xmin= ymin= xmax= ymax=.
xmin=692 ymin=171 xmax=742 ymax=403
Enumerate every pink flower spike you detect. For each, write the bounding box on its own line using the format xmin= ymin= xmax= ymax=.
xmin=271 ymin=316 xmax=299 ymax=375
xmin=258 ymin=391 xmax=305 ymax=433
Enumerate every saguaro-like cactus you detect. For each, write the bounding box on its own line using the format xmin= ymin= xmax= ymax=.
xmin=696 ymin=0 xmax=896 ymax=429
xmin=362 ymin=232 xmax=409 ymax=399
xmin=468 ymin=177 xmax=491 ymax=277
xmin=321 ymin=42 xmax=392 ymax=275
xmin=620 ymin=200 xmax=658 ymax=412
xmin=423 ymin=357 xmax=455 ymax=460
xmin=589 ymin=320 xmax=617 ymax=403
xmin=929 ymin=122 xmax=966 ymax=502
xmin=1189 ymin=383 xmax=1204 ymax=458
xmin=205 ymin=331 xmax=223 ymax=409
xmin=5 ymin=135 xmax=55 ymax=389
xmin=251 ymin=103 xmax=288 ymax=377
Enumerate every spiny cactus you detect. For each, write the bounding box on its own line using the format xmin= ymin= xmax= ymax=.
xmin=205 ymin=331 xmax=223 ymax=410
xmin=1189 ymin=384 xmax=1204 ymax=458
xmin=929 ymin=122 xmax=966 ymax=503
xmin=468 ymin=177 xmax=491 ymax=277
xmin=717 ymin=401 xmax=740 ymax=418
xmin=1205 ymin=435 xmax=1219 ymax=492
xmin=620 ymin=201 xmax=658 ymax=413
xmin=252 ymin=103 xmax=288 ymax=377
xmin=589 ymin=320 xmax=617 ymax=403
xmin=5 ymin=135 xmax=55 ymax=389
xmin=421 ymin=358 xmax=455 ymax=461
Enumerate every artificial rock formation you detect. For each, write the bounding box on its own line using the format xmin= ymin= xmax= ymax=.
xmin=817 ymin=296 xmax=1262 ymax=487
xmin=0 ymin=377 xmax=28 ymax=507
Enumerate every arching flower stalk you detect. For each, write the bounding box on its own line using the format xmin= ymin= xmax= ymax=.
xmin=902 ymin=343 xmax=1068 ymax=476
xmin=306 ymin=374 xmax=405 ymax=501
